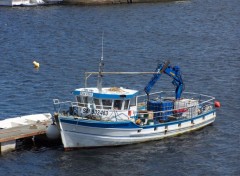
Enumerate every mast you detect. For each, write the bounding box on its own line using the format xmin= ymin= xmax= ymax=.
xmin=97 ymin=32 xmax=104 ymax=92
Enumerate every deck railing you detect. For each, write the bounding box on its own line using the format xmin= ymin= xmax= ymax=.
xmin=136 ymin=91 xmax=215 ymax=122
xmin=53 ymin=99 xmax=130 ymax=121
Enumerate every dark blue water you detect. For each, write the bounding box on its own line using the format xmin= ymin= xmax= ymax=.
xmin=0 ymin=0 xmax=239 ymax=175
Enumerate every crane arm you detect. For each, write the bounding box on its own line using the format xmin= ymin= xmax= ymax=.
xmin=144 ymin=61 xmax=184 ymax=99
xmin=163 ymin=65 xmax=184 ymax=99
xmin=144 ymin=61 xmax=170 ymax=96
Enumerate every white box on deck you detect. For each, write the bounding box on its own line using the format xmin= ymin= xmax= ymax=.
xmin=174 ymin=99 xmax=199 ymax=118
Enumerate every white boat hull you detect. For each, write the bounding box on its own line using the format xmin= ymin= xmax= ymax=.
xmin=59 ymin=110 xmax=216 ymax=149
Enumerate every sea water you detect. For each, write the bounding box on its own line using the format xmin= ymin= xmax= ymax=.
xmin=0 ymin=1 xmax=239 ymax=175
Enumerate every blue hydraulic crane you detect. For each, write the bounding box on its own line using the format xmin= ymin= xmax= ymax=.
xmin=144 ymin=61 xmax=184 ymax=100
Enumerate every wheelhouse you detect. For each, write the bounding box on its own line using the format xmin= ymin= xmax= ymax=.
xmin=72 ymin=87 xmax=138 ymax=120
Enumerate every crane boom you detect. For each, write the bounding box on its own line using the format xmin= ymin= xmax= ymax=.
xmin=144 ymin=61 xmax=184 ymax=99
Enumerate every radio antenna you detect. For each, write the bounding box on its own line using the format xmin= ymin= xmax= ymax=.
xmin=101 ymin=31 xmax=104 ymax=61
xmin=97 ymin=32 xmax=104 ymax=92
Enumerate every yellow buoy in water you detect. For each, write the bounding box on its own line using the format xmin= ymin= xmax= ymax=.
xmin=33 ymin=61 xmax=40 ymax=68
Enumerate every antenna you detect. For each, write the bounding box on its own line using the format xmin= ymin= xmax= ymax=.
xmin=101 ymin=31 xmax=104 ymax=61
xmin=97 ymin=32 xmax=104 ymax=92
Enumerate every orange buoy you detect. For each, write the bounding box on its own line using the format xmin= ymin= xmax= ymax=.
xmin=214 ymin=101 xmax=221 ymax=108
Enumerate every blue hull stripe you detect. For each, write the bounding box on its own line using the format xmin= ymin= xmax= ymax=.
xmin=60 ymin=118 xmax=140 ymax=128
xmin=60 ymin=110 xmax=215 ymax=129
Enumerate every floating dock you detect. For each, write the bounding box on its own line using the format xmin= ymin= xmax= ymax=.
xmin=0 ymin=113 xmax=52 ymax=154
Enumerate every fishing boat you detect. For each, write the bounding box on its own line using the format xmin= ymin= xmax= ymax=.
xmin=50 ymin=59 xmax=220 ymax=150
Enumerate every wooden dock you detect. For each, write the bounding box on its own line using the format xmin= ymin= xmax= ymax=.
xmin=0 ymin=121 xmax=51 ymax=154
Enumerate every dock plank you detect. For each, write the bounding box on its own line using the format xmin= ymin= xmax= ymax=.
xmin=0 ymin=121 xmax=51 ymax=143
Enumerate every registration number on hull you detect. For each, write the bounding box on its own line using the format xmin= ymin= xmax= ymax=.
xmin=82 ymin=108 xmax=108 ymax=116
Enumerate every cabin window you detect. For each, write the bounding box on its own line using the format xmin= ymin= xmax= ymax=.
xmin=94 ymin=99 xmax=100 ymax=105
xmin=102 ymin=99 xmax=112 ymax=109
xmin=114 ymin=100 xmax=123 ymax=110
xmin=76 ymin=96 xmax=85 ymax=107
xmin=94 ymin=98 xmax=101 ymax=109
xmin=76 ymin=96 xmax=92 ymax=107
xmin=124 ymin=100 xmax=130 ymax=110
xmin=76 ymin=96 xmax=81 ymax=103
xmin=130 ymin=97 xmax=136 ymax=106
xmin=83 ymin=96 xmax=88 ymax=103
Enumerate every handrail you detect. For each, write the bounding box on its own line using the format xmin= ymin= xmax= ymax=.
xmin=136 ymin=91 xmax=215 ymax=119
xmin=137 ymin=91 xmax=215 ymax=100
